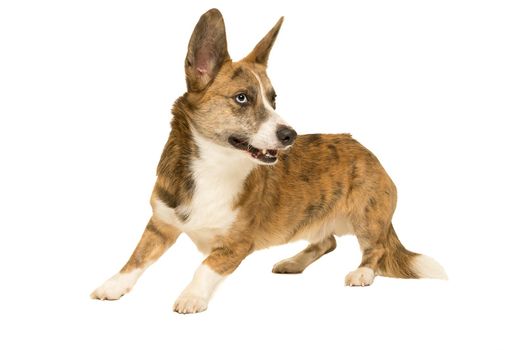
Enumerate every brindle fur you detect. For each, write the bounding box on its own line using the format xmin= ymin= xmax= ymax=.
xmin=124 ymin=104 xmax=417 ymax=278
xmin=95 ymin=9 xmax=444 ymax=310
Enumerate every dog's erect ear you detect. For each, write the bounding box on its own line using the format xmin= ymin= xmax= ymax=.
xmin=243 ymin=17 xmax=284 ymax=66
xmin=185 ymin=9 xmax=230 ymax=92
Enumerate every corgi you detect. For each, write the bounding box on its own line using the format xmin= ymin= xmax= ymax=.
xmin=91 ymin=8 xmax=446 ymax=314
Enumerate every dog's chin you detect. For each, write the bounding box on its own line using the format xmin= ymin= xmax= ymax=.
xmin=228 ymin=136 xmax=280 ymax=165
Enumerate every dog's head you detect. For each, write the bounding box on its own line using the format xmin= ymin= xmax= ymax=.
xmin=182 ymin=9 xmax=296 ymax=165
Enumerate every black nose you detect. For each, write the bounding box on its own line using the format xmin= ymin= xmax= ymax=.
xmin=276 ymin=125 xmax=297 ymax=146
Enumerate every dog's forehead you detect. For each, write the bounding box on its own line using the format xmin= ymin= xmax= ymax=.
xmin=223 ymin=62 xmax=273 ymax=90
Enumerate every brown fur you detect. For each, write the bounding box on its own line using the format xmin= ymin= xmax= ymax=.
xmin=133 ymin=10 xmax=422 ymax=279
xmin=200 ymin=133 xmax=416 ymax=278
xmin=154 ymin=100 xmax=197 ymax=212
xmin=93 ymin=9 xmax=444 ymax=311
xmin=121 ymin=218 xmax=180 ymax=273
xmin=272 ymin=236 xmax=337 ymax=274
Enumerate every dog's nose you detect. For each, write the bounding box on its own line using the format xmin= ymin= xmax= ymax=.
xmin=276 ymin=125 xmax=297 ymax=146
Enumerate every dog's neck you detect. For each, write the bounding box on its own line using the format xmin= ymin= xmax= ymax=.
xmin=157 ymin=97 xmax=257 ymax=212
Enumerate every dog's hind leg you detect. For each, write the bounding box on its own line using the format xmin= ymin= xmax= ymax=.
xmin=272 ymin=235 xmax=337 ymax=274
xmin=91 ymin=217 xmax=181 ymax=300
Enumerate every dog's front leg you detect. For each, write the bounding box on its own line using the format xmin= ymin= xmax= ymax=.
xmin=173 ymin=238 xmax=253 ymax=314
xmin=91 ymin=217 xmax=181 ymax=300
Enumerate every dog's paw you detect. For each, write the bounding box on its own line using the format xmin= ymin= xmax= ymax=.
xmin=272 ymin=259 xmax=305 ymax=274
xmin=90 ymin=272 xmax=139 ymax=300
xmin=173 ymin=294 xmax=208 ymax=314
xmin=345 ymin=267 xmax=375 ymax=287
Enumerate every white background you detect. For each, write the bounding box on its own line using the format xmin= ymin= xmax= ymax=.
xmin=1 ymin=0 xmax=524 ymax=349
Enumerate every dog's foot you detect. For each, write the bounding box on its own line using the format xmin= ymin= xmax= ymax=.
xmin=173 ymin=294 xmax=208 ymax=314
xmin=345 ymin=267 xmax=375 ymax=287
xmin=272 ymin=259 xmax=305 ymax=274
xmin=91 ymin=270 xmax=142 ymax=300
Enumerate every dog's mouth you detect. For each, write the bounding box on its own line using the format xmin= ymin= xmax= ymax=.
xmin=228 ymin=136 xmax=279 ymax=164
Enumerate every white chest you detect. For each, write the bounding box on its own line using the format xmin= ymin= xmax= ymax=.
xmin=153 ymin=133 xmax=255 ymax=253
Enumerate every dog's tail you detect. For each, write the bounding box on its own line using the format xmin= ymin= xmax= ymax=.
xmin=377 ymin=224 xmax=447 ymax=280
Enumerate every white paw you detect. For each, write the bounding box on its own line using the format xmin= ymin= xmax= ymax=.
xmin=345 ymin=267 xmax=375 ymax=287
xmin=272 ymin=259 xmax=305 ymax=274
xmin=91 ymin=270 xmax=142 ymax=300
xmin=173 ymin=294 xmax=208 ymax=314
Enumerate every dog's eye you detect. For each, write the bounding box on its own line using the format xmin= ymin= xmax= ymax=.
xmin=235 ymin=93 xmax=248 ymax=105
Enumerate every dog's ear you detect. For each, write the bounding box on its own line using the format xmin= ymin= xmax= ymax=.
xmin=185 ymin=9 xmax=230 ymax=92
xmin=243 ymin=17 xmax=284 ymax=66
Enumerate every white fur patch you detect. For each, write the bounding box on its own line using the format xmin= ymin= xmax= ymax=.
xmin=173 ymin=265 xmax=224 ymax=314
xmin=91 ymin=268 xmax=144 ymax=300
xmin=248 ymin=70 xmax=290 ymax=150
xmin=153 ymin=131 xmax=255 ymax=254
xmin=153 ymin=198 xmax=180 ymax=228
xmin=412 ymin=255 xmax=448 ymax=280
xmin=345 ymin=267 xmax=375 ymax=287
xmin=250 ymin=117 xmax=284 ymax=150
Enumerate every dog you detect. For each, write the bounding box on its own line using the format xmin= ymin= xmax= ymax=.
xmin=91 ymin=8 xmax=447 ymax=314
